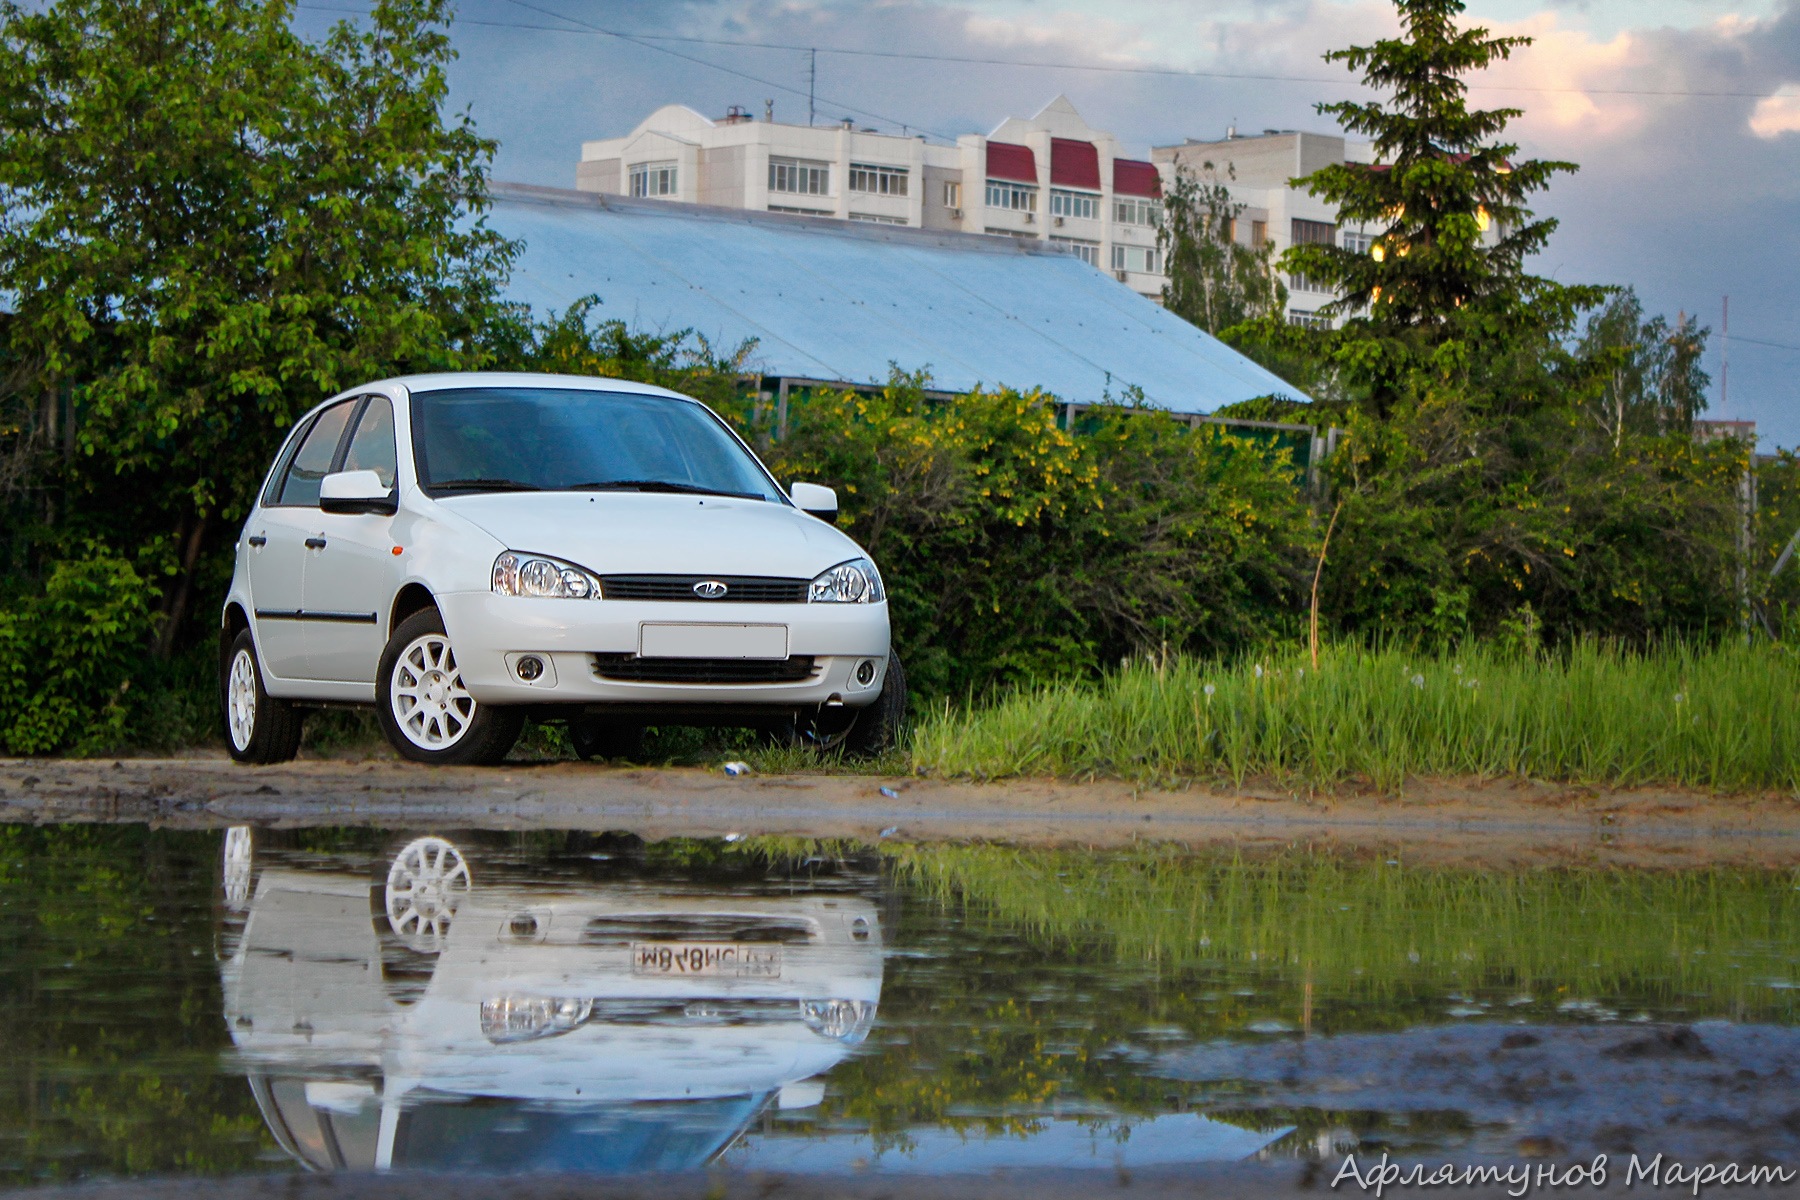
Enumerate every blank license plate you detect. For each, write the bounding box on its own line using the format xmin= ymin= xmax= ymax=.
xmin=639 ymin=623 xmax=788 ymax=659
xmin=632 ymin=942 xmax=782 ymax=978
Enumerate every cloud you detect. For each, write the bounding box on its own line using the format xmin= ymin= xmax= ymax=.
xmin=1750 ymin=82 xmax=1800 ymax=134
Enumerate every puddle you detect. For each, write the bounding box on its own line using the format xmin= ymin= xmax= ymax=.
xmin=1 ymin=823 xmax=1798 ymax=1186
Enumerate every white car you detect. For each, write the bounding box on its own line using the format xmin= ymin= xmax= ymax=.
xmin=218 ymin=373 xmax=902 ymax=765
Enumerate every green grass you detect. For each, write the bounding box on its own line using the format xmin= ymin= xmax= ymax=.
xmin=911 ymin=640 xmax=1800 ymax=792
xmin=888 ymin=843 xmax=1800 ymax=1026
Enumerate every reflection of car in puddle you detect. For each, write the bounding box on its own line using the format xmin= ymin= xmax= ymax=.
xmin=219 ymin=831 xmax=882 ymax=1173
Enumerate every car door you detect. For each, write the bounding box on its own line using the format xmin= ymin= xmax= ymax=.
xmin=247 ymin=401 xmax=358 ymax=681
xmin=302 ymin=395 xmax=402 ymax=685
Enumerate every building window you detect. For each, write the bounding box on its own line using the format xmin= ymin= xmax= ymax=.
xmin=985 ymin=179 xmax=1038 ymax=212
xmin=1251 ymin=220 xmax=1267 ymax=247
xmin=1289 ymin=218 xmax=1337 ymax=293
xmin=1342 ymin=228 xmax=1374 ymax=254
xmin=629 ymin=160 xmax=678 ymax=198
xmin=1111 ymin=244 xmax=1163 ymax=274
xmin=943 ymin=180 xmax=962 ymax=209
xmin=849 ymin=212 xmax=907 ymax=225
xmin=768 ymin=204 xmax=832 ymax=216
xmin=1113 ymin=196 xmax=1162 ymax=226
xmin=770 ymin=157 xmax=830 ymax=196
xmin=983 ymin=227 xmax=1038 ymax=239
xmin=1050 ymin=236 xmax=1100 ymax=266
xmin=849 ymin=163 xmax=908 ymax=196
xmin=1049 ymin=189 xmax=1099 ymax=220
xmin=1289 ymin=310 xmax=1331 ymax=330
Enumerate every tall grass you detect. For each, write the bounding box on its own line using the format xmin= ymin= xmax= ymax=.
xmin=890 ymin=844 xmax=1800 ymax=1025
xmin=912 ymin=640 xmax=1800 ymax=791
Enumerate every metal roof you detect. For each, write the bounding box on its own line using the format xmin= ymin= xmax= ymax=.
xmin=487 ymin=183 xmax=1311 ymax=413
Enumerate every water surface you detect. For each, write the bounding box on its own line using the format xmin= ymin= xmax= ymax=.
xmin=1 ymin=823 xmax=1796 ymax=1186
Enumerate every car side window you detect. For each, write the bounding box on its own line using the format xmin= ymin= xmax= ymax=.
xmin=341 ymin=396 xmax=397 ymax=489
xmin=275 ymin=401 xmax=356 ymax=507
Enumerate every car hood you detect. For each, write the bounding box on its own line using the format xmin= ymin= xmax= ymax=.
xmin=438 ymin=492 xmax=869 ymax=578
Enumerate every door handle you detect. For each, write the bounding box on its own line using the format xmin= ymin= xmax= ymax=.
xmin=246 ymin=535 xmax=267 ymax=548
xmin=305 ymin=537 xmax=328 ymax=549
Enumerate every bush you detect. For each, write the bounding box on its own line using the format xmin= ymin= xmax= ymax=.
xmin=747 ymin=376 xmax=1313 ymax=700
xmin=0 ymin=551 xmax=157 ymax=754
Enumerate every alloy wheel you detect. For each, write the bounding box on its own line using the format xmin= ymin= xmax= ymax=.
xmin=389 ymin=633 xmax=477 ymax=751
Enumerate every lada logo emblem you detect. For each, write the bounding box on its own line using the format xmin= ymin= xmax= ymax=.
xmin=693 ymin=580 xmax=728 ymax=599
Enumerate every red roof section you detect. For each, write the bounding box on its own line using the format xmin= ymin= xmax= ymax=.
xmin=1050 ymin=138 xmax=1101 ymax=190
xmin=986 ymin=141 xmax=1037 ymax=183
xmin=1112 ymin=158 xmax=1161 ymax=198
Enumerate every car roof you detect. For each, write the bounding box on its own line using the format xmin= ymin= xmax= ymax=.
xmin=367 ymin=372 xmax=698 ymax=402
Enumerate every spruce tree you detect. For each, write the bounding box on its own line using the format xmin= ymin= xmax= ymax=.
xmin=1283 ymin=0 xmax=1590 ymax=334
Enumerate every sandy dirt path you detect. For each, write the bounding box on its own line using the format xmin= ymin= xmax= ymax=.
xmin=5 ymin=754 xmax=1800 ymax=868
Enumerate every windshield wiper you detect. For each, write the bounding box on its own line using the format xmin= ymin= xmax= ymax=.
xmin=566 ymin=480 xmax=765 ymax=501
xmin=428 ymin=478 xmax=542 ymax=493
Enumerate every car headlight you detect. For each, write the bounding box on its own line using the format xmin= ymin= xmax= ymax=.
xmin=808 ymin=558 xmax=884 ymax=604
xmin=480 ymin=996 xmax=593 ymax=1044
xmin=492 ymin=552 xmax=602 ymax=599
xmin=800 ymin=998 xmax=878 ymax=1043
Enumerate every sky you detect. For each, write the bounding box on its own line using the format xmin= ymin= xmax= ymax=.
xmin=294 ymin=0 xmax=1800 ymax=447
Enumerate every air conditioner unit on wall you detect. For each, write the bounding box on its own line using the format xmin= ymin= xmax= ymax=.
xmin=1114 ymin=269 xmax=1130 ymax=282
xmin=1053 ymin=216 xmax=1064 ymax=227
xmin=949 ymin=208 xmax=962 ymax=219
xmin=1024 ymin=212 xmax=1035 ymax=223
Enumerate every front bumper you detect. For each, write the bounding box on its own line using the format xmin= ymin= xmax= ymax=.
xmin=437 ymin=592 xmax=891 ymax=708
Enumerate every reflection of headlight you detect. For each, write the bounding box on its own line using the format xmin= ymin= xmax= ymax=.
xmin=800 ymin=998 xmax=877 ymax=1043
xmin=480 ymin=996 xmax=593 ymax=1043
xmin=808 ymin=558 xmax=884 ymax=604
xmin=491 ymin=552 xmax=602 ymax=599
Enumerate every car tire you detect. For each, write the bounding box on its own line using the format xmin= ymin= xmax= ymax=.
xmin=845 ymin=652 xmax=907 ymax=756
xmin=221 ymin=629 xmax=304 ymax=764
xmin=377 ymin=608 xmax=523 ymax=765
xmin=568 ymin=714 xmax=645 ymax=762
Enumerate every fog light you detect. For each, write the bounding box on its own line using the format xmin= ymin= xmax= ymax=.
xmin=516 ymin=655 xmax=544 ymax=681
xmin=855 ymin=660 xmax=876 ymax=686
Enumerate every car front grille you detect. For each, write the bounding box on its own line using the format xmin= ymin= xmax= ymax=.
xmin=582 ymin=914 xmax=818 ymax=946
xmin=591 ymin=653 xmax=819 ymax=684
xmin=600 ymin=574 xmax=810 ymax=603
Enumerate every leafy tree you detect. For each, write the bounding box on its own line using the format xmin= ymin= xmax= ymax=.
xmin=1281 ymin=0 xmax=1595 ymax=338
xmin=1159 ymin=165 xmax=1287 ymax=335
xmin=0 ymin=0 xmax=515 ymax=655
xmin=1576 ymin=288 xmax=1710 ymax=447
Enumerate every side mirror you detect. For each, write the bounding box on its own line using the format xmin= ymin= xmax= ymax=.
xmin=320 ymin=469 xmax=398 ymax=516
xmin=789 ymin=481 xmax=838 ymax=523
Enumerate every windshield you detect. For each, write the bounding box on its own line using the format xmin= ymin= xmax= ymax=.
xmin=410 ymin=387 xmax=784 ymax=502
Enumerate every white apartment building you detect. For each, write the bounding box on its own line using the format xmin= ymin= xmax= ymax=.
xmin=1153 ymin=130 xmax=1377 ymax=328
xmin=1153 ymin=129 xmax=1502 ymax=328
xmin=576 ymin=96 xmax=1169 ymax=301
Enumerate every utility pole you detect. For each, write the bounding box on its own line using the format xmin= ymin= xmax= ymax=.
xmin=807 ymin=49 xmax=816 ymax=127
xmin=1721 ymin=294 xmax=1730 ymax=411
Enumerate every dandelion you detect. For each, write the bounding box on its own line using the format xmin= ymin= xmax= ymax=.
xmin=1410 ymin=674 xmax=1425 ymax=689
xmin=1453 ymin=664 xmax=1464 ymax=675
xmin=1253 ymin=664 xmax=1264 ymax=679
xmin=1296 ymin=667 xmax=1305 ymax=680
xmin=1674 ymin=692 xmax=1686 ymax=704
xmin=1203 ymin=683 xmax=1216 ymax=697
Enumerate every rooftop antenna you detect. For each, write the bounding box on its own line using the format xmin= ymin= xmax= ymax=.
xmin=807 ymin=48 xmax=816 ymax=127
xmin=765 ymin=98 xmax=773 ymax=122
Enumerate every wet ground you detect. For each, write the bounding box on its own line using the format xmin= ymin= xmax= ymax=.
xmin=2 ymin=818 xmax=1799 ymax=1196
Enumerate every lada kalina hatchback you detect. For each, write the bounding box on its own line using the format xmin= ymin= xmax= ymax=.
xmin=219 ymin=373 xmax=901 ymax=765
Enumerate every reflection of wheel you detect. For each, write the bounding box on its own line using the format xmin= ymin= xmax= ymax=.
xmin=569 ymin=714 xmax=644 ymax=761
xmin=384 ymin=836 xmax=471 ymax=952
xmin=221 ymin=630 xmax=303 ymax=764
xmin=222 ymin=826 xmax=254 ymax=910
xmin=376 ymin=609 xmax=522 ymax=765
